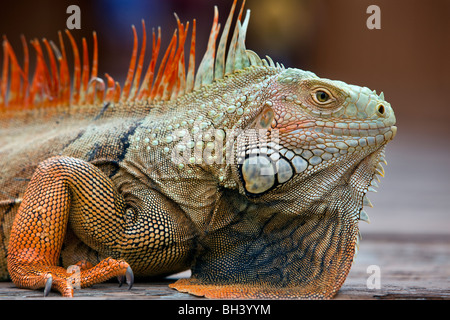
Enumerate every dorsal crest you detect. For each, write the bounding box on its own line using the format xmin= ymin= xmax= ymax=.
xmin=0 ymin=0 xmax=278 ymax=114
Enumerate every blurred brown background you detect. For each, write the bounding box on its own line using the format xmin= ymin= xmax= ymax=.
xmin=1 ymin=0 xmax=449 ymax=236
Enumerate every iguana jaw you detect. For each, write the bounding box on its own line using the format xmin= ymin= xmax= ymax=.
xmin=236 ymin=124 xmax=396 ymax=200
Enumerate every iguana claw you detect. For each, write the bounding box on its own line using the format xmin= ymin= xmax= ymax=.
xmin=44 ymin=275 xmax=52 ymax=297
xmin=118 ymin=266 xmax=134 ymax=290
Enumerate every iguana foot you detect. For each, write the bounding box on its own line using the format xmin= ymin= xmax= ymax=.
xmin=170 ymin=278 xmax=330 ymax=299
xmin=8 ymin=257 xmax=133 ymax=297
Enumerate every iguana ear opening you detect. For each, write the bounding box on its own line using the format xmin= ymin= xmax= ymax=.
xmin=251 ymin=104 xmax=275 ymax=130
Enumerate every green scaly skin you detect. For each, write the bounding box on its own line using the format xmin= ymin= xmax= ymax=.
xmin=0 ymin=2 xmax=396 ymax=298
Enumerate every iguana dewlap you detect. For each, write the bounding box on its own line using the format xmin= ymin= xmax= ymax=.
xmin=0 ymin=0 xmax=396 ymax=298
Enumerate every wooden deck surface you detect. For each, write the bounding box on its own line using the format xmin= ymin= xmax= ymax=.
xmin=0 ymin=233 xmax=448 ymax=300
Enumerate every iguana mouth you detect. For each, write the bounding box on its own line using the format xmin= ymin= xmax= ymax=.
xmin=318 ymin=124 xmax=396 ymax=139
xmin=275 ymin=122 xmax=397 ymax=156
xmin=280 ymin=118 xmax=395 ymax=133
xmin=282 ymin=123 xmax=396 ymax=143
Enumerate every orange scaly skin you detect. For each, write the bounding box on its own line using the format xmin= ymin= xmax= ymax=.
xmin=7 ymin=157 xmax=133 ymax=297
xmin=0 ymin=1 xmax=396 ymax=298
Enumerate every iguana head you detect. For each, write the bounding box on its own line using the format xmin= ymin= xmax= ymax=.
xmin=237 ymin=67 xmax=397 ymax=222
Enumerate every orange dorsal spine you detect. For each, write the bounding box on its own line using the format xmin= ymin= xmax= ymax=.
xmin=0 ymin=0 xmax=265 ymax=119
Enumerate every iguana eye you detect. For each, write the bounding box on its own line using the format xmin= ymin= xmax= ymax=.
xmin=312 ymin=89 xmax=333 ymax=105
xmin=316 ymin=91 xmax=329 ymax=102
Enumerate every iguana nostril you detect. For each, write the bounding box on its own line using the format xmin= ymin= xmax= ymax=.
xmin=377 ymin=104 xmax=385 ymax=116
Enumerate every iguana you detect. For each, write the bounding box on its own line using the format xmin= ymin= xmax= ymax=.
xmin=0 ymin=0 xmax=396 ymax=298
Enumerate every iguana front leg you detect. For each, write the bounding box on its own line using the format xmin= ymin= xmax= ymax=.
xmin=7 ymin=156 xmax=133 ymax=297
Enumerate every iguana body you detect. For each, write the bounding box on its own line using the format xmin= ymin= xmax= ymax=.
xmin=0 ymin=1 xmax=396 ymax=298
